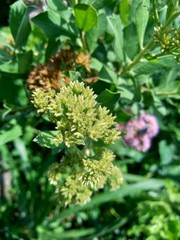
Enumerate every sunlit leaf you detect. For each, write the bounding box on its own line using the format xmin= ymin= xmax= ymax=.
xmin=107 ymin=15 xmax=124 ymax=63
xmin=46 ymin=0 xmax=68 ymax=11
xmin=33 ymin=130 xmax=62 ymax=149
xmin=9 ymin=0 xmax=31 ymax=48
xmin=135 ymin=0 xmax=150 ymax=48
xmin=74 ymin=4 xmax=98 ymax=32
xmin=32 ymin=10 xmax=75 ymax=39
xmin=119 ymin=0 xmax=130 ymax=25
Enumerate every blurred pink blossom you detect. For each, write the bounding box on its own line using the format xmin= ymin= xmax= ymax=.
xmin=116 ymin=112 xmax=159 ymax=152
xmin=27 ymin=0 xmax=47 ymax=19
xmin=139 ymin=112 xmax=159 ymax=138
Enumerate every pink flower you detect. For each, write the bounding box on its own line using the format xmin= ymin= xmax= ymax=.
xmin=116 ymin=112 xmax=159 ymax=152
xmin=27 ymin=0 xmax=47 ymax=19
xmin=139 ymin=112 xmax=159 ymax=138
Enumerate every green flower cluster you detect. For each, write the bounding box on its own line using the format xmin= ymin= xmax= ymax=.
xmin=32 ymin=81 xmax=122 ymax=207
xmin=48 ymin=148 xmax=123 ymax=207
xmin=155 ymin=27 xmax=180 ymax=61
xmin=32 ymin=81 xmax=120 ymax=147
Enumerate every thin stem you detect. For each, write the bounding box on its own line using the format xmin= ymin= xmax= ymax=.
xmin=8 ymin=105 xmax=33 ymax=113
xmin=152 ymin=0 xmax=160 ymax=26
xmin=80 ymin=30 xmax=89 ymax=54
xmin=120 ymin=38 xmax=154 ymax=76
xmin=163 ymin=11 xmax=180 ymax=30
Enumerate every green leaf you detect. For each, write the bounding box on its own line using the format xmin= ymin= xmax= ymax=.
xmin=46 ymin=0 xmax=68 ymax=11
xmin=97 ymin=89 xmax=120 ymax=111
xmin=135 ymin=0 xmax=150 ymax=48
xmin=92 ymin=0 xmax=116 ymax=10
xmin=132 ymin=78 xmax=141 ymax=102
xmin=119 ymin=0 xmax=130 ymax=25
xmin=159 ymin=140 xmax=175 ymax=165
xmin=0 ymin=119 xmax=22 ymax=145
xmin=69 ymin=71 xmax=82 ymax=82
xmin=132 ymin=55 xmax=178 ymax=74
xmin=98 ymin=65 xmax=117 ymax=83
xmin=115 ymin=108 xmax=132 ymax=122
xmin=74 ymin=4 xmax=98 ymax=32
xmin=118 ymin=86 xmax=133 ymax=100
xmin=154 ymin=67 xmax=180 ymax=99
xmin=142 ymin=91 xmax=154 ymax=108
xmin=57 ymin=178 xmax=165 ymax=221
xmin=17 ymin=50 xmax=33 ymax=73
xmin=38 ymin=228 xmax=95 ymax=240
xmin=32 ymin=10 xmax=75 ymax=39
xmin=124 ymin=23 xmax=139 ymax=59
xmin=33 ymin=130 xmax=62 ymax=149
xmin=14 ymin=138 xmax=30 ymax=170
xmin=86 ymin=11 xmax=107 ymax=53
xmin=107 ymin=15 xmax=124 ymax=63
xmin=0 ymin=72 xmax=26 ymax=105
xmin=9 ymin=0 xmax=31 ymax=48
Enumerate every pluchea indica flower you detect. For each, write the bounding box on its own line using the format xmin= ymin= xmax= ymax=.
xmin=154 ymin=27 xmax=180 ymax=62
xmin=116 ymin=112 xmax=159 ymax=152
xmin=32 ymin=81 xmax=120 ymax=147
xmin=48 ymin=148 xmax=123 ymax=207
xmin=32 ymin=81 xmax=122 ymax=207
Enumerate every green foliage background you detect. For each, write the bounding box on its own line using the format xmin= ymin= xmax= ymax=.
xmin=0 ymin=0 xmax=180 ymax=239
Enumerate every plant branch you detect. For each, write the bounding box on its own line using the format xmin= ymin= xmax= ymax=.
xmin=120 ymin=38 xmax=154 ymax=76
xmin=80 ymin=30 xmax=89 ymax=54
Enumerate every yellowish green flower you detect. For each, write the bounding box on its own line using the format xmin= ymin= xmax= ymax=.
xmin=32 ymin=81 xmax=122 ymax=207
xmin=48 ymin=148 xmax=122 ymax=207
xmin=32 ymin=81 xmax=120 ymax=147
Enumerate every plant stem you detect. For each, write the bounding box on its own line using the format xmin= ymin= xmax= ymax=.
xmin=119 ymin=3 xmax=180 ymax=77
xmin=152 ymin=0 xmax=160 ymax=26
xmin=163 ymin=11 xmax=180 ymax=30
xmin=80 ymin=30 xmax=89 ymax=54
xmin=120 ymin=38 xmax=154 ymax=76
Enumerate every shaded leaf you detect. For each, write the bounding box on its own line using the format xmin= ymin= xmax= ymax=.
xmin=142 ymin=91 xmax=154 ymax=108
xmin=32 ymin=10 xmax=75 ymax=39
xmin=97 ymin=89 xmax=120 ymax=111
xmin=0 ymin=72 xmax=26 ymax=105
xmin=0 ymin=119 xmax=22 ymax=145
xmin=159 ymin=140 xmax=175 ymax=165
xmin=124 ymin=23 xmax=139 ymax=59
xmin=17 ymin=50 xmax=33 ymax=73
xmin=115 ymin=108 xmax=132 ymax=122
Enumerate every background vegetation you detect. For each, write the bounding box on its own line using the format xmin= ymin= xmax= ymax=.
xmin=0 ymin=0 xmax=180 ymax=239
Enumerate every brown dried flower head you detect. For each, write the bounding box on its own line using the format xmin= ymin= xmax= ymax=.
xmin=75 ymin=52 xmax=91 ymax=72
xmin=27 ymin=48 xmax=97 ymax=92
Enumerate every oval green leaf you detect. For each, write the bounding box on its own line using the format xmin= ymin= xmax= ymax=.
xmin=9 ymin=0 xmax=31 ymax=48
xmin=135 ymin=0 xmax=150 ymax=48
xmin=74 ymin=4 xmax=98 ymax=32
